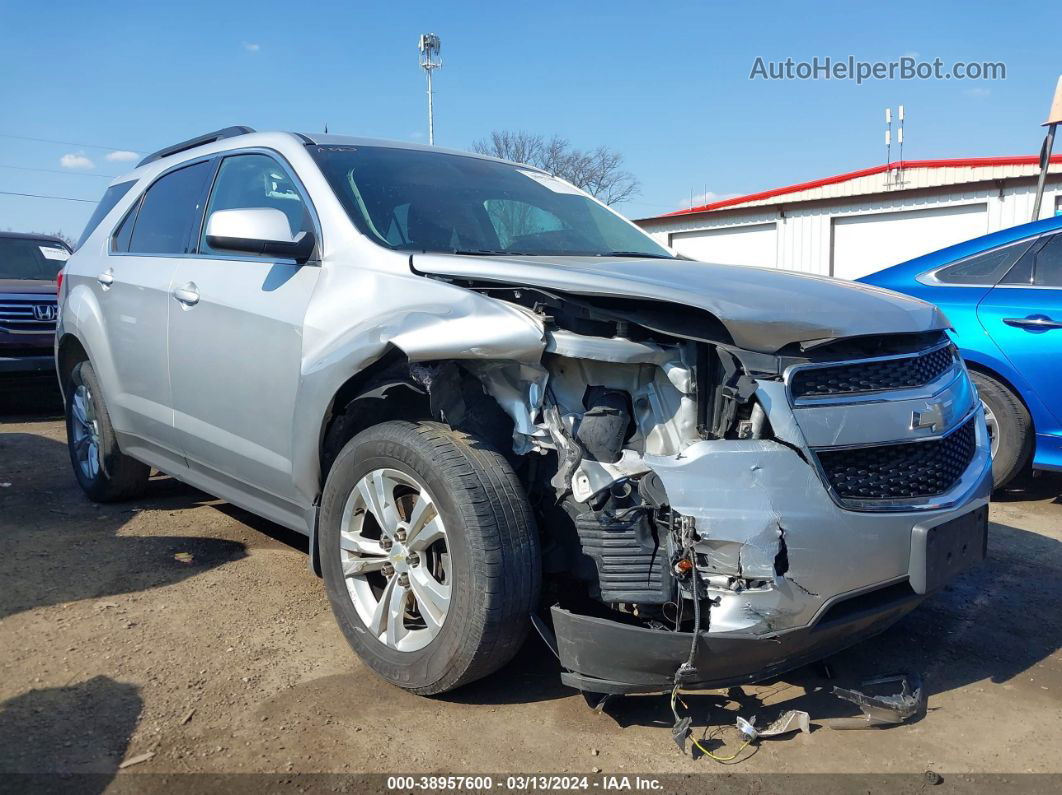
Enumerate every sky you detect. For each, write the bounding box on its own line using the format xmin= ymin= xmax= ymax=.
xmin=0 ymin=0 xmax=1057 ymax=239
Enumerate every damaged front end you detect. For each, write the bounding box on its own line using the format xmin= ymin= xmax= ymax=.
xmin=405 ymin=273 xmax=993 ymax=696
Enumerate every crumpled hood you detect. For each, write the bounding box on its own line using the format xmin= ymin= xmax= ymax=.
xmin=412 ymin=254 xmax=949 ymax=353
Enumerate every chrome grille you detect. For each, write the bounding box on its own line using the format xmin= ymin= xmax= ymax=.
xmin=791 ymin=345 xmax=956 ymax=399
xmin=0 ymin=295 xmax=58 ymax=334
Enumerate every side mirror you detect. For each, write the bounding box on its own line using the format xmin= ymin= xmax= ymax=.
xmin=205 ymin=207 xmax=316 ymax=263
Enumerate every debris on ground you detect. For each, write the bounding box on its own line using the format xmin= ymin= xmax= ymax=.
xmin=830 ymin=673 xmax=925 ymax=729
xmin=118 ymin=751 xmax=155 ymax=769
xmin=736 ymin=710 xmax=811 ymax=740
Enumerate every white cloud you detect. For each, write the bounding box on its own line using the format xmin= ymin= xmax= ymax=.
xmin=408 ymin=130 xmax=425 ymax=140
xmin=105 ymin=150 xmax=139 ymax=162
xmin=243 ymin=42 xmax=261 ymax=52
xmin=59 ymin=152 xmax=94 ymax=170
xmin=964 ymin=87 xmax=991 ymax=98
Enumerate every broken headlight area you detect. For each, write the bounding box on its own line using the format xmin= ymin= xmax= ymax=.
xmin=405 ymin=286 xmax=988 ymax=696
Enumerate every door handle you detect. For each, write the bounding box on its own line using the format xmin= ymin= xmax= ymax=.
xmin=1002 ymin=315 xmax=1062 ymax=330
xmin=97 ymin=269 xmax=114 ymax=288
xmin=173 ymin=283 xmax=200 ymax=306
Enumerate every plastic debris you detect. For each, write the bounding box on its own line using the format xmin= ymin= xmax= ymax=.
xmin=174 ymin=552 xmax=194 ymax=564
xmin=736 ymin=709 xmax=811 ymax=740
xmin=830 ymin=673 xmax=925 ymax=729
xmin=118 ymin=751 xmax=154 ymax=769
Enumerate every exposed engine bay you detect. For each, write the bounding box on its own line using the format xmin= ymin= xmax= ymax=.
xmin=380 ymin=269 xmax=990 ymax=694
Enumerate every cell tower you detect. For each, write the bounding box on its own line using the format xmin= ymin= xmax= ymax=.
xmin=418 ymin=33 xmax=442 ymax=146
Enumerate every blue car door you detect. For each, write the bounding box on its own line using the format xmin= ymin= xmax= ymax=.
xmin=976 ymin=231 xmax=1062 ymax=426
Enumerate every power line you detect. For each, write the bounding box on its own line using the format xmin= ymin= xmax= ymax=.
xmin=0 ymin=189 xmax=97 ymax=203
xmin=0 ymin=163 xmax=116 ymax=179
xmin=0 ymin=132 xmax=141 ymax=152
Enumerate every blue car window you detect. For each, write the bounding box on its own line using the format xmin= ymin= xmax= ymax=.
xmin=1032 ymin=234 xmax=1062 ymax=287
xmin=933 ymin=239 xmax=1033 ymax=285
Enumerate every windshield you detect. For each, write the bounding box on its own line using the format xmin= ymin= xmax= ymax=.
xmin=0 ymin=237 xmax=70 ymax=281
xmin=310 ymin=145 xmax=672 ymax=259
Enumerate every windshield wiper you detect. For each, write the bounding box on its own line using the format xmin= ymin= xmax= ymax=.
xmin=599 ymin=251 xmax=675 ymax=259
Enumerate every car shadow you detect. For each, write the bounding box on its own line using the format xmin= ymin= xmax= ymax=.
xmin=0 ymin=675 xmax=142 ymax=792
xmin=0 ymin=432 xmax=247 ymax=621
xmin=992 ymin=468 xmax=1062 ymax=505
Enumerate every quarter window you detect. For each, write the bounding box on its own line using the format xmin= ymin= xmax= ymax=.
xmin=128 ymin=161 xmax=213 ymax=255
xmin=199 ymin=154 xmax=311 ymax=256
xmin=932 ymin=239 xmax=1034 ymax=285
xmin=76 ymin=180 xmax=136 ymax=250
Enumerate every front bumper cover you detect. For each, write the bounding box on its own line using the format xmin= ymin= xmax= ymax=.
xmin=552 ymin=585 xmax=922 ymax=695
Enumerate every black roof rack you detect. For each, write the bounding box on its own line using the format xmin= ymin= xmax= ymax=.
xmin=136 ymin=126 xmax=256 ymax=168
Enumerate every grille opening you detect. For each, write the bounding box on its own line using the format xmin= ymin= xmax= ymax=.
xmin=791 ymin=345 xmax=955 ymax=399
xmin=816 ymin=416 xmax=977 ymax=502
xmin=817 ymin=580 xmax=918 ymax=626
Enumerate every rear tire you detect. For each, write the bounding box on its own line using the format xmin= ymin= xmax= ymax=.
xmin=319 ymin=420 xmax=540 ymax=695
xmin=969 ymin=370 xmax=1032 ymax=489
xmin=65 ymin=361 xmax=150 ymax=502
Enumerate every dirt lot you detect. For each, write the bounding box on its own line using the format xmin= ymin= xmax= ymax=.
xmin=1 ymin=381 xmax=1060 ymax=788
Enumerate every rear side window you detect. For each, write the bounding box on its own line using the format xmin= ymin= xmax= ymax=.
xmin=931 ymin=239 xmax=1034 ymax=285
xmin=111 ymin=198 xmax=140 ymax=252
xmin=1031 ymin=234 xmax=1062 ymax=287
xmin=76 ymin=180 xmax=136 ymax=250
xmin=128 ymin=161 xmax=213 ymax=255
xmin=1001 ymin=233 xmax=1062 ymax=287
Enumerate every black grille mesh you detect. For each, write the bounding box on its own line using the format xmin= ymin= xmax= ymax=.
xmin=817 ymin=416 xmax=977 ymax=501
xmin=791 ymin=346 xmax=955 ymax=398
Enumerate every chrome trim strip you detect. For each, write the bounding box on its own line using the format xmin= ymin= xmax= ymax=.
xmin=812 ymin=403 xmax=978 ymax=452
xmin=784 ymin=340 xmax=954 ymax=405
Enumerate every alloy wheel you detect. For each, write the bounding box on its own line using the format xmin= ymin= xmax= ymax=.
xmin=71 ymin=384 xmax=102 ymax=480
xmin=339 ymin=467 xmax=451 ymax=652
xmin=981 ymin=399 xmax=999 ymax=459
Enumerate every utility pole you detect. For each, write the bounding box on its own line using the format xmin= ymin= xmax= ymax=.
xmin=1032 ymin=75 xmax=1062 ymax=221
xmin=418 ymin=34 xmax=442 ymax=146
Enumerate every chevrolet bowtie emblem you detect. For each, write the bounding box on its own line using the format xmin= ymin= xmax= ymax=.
xmin=911 ymin=401 xmax=948 ymax=432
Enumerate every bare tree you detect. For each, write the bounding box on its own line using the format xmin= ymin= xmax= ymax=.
xmin=471 ymin=130 xmax=640 ymax=206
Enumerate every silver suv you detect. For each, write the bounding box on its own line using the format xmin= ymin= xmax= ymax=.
xmin=57 ymin=127 xmax=992 ymax=696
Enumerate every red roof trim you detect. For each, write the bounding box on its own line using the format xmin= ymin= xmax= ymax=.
xmin=657 ymin=155 xmax=1062 ymax=218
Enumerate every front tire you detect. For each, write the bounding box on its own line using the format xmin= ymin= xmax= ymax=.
xmin=319 ymin=420 xmax=540 ymax=695
xmin=970 ymin=370 xmax=1032 ymax=489
xmin=65 ymin=361 xmax=150 ymax=502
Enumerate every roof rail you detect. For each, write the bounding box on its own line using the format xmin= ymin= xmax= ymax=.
xmin=136 ymin=126 xmax=256 ymax=168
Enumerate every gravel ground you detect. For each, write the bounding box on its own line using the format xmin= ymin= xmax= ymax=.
xmin=1 ymin=381 xmax=1060 ymax=788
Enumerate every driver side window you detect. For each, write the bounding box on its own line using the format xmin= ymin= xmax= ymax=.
xmin=199 ymin=154 xmax=311 ymax=256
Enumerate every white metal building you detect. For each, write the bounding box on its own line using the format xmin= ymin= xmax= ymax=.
xmin=636 ymin=155 xmax=1062 ymax=280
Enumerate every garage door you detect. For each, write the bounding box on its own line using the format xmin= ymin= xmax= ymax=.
xmin=670 ymin=222 xmax=777 ymax=268
xmin=832 ymin=203 xmax=987 ymax=280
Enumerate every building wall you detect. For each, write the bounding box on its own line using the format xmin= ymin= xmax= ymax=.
xmin=640 ymin=177 xmax=1062 ymax=279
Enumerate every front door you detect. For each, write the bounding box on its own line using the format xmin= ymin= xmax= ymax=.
xmin=167 ymin=152 xmax=321 ymax=516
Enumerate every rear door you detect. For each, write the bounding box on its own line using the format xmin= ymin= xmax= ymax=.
xmin=977 ymin=232 xmax=1062 ymax=425
xmin=167 ymin=151 xmax=321 ymax=515
xmin=98 ymin=159 xmax=214 ymax=463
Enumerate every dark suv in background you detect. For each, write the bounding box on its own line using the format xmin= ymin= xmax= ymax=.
xmin=0 ymin=231 xmax=69 ymax=377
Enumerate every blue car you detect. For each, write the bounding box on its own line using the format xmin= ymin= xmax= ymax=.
xmin=861 ymin=215 xmax=1062 ymax=488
